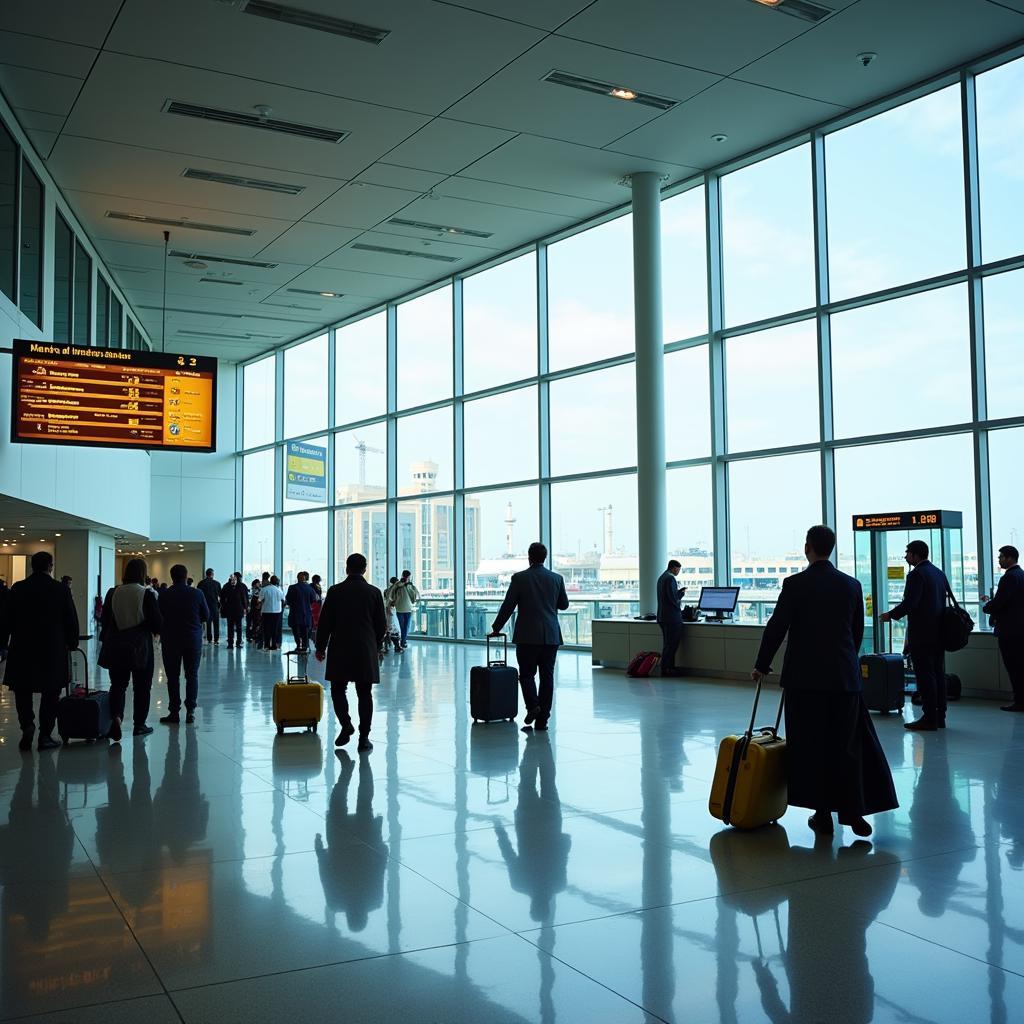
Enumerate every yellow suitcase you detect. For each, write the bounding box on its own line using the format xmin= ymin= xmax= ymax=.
xmin=273 ymin=652 xmax=324 ymax=735
xmin=709 ymin=682 xmax=787 ymax=829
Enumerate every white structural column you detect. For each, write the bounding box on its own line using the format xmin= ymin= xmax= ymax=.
xmin=631 ymin=171 xmax=667 ymax=615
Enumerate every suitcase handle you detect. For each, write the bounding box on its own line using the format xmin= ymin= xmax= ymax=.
xmin=67 ymin=647 xmax=90 ymax=696
xmin=746 ymin=678 xmax=785 ymax=740
xmin=286 ymin=650 xmax=309 ymax=683
xmin=486 ymin=633 xmax=508 ymax=667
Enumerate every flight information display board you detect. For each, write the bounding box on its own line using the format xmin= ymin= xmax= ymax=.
xmin=11 ymin=340 xmax=217 ymax=453
xmin=852 ymin=510 xmax=963 ymax=531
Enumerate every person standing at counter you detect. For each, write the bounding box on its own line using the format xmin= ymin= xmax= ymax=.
xmin=984 ymin=545 xmax=1024 ymax=712
xmin=752 ymin=525 xmax=897 ymax=838
xmin=656 ymin=559 xmax=687 ymax=677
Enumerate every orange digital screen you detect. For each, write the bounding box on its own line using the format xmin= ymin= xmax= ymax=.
xmin=11 ymin=340 xmax=217 ymax=453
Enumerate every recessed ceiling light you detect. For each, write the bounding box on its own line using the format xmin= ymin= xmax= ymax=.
xmin=18 ymin=525 xmax=24 ymax=528
xmin=543 ymin=70 xmax=677 ymax=111
xmin=745 ymin=0 xmax=833 ymax=22
xmin=609 ymin=87 xmax=637 ymax=101
xmin=55 ymin=532 xmax=61 ymax=536
xmin=711 ymin=133 xmax=728 ymax=143
xmin=320 ymin=291 xmax=338 ymax=298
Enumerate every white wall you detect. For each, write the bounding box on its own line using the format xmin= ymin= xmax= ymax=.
xmin=149 ymin=362 xmax=237 ymax=580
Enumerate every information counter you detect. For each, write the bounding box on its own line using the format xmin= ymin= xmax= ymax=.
xmin=590 ymin=617 xmax=1010 ymax=700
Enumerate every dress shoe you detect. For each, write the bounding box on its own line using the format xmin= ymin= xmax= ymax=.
xmin=108 ymin=718 xmax=122 ymax=742
xmin=336 ymin=720 xmax=356 ymax=747
xmin=807 ymin=812 xmax=834 ymax=835
xmin=904 ymin=717 xmax=938 ymax=731
xmin=185 ymin=712 xmax=195 ymax=724
xmin=18 ymin=729 xmax=35 ymax=751
xmin=840 ymin=816 xmax=873 ymax=838
xmin=534 ymin=719 xmax=549 ymax=731
xmin=37 ymin=736 xmax=61 ymax=751
xmin=1001 ymin=704 xmax=1024 ymax=712
xmin=160 ymin=713 xmax=180 ymax=725
xmin=133 ymin=724 xmax=154 ymax=736
xmin=524 ymin=708 xmax=537 ymax=726
xmin=357 ymin=736 xmax=373 ymax=752
xmin=937 ymin=716 xmax=946 ymax=729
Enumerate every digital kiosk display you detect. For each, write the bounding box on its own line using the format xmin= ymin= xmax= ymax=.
xmin=11 ymin=339 xmax=217 ymax=453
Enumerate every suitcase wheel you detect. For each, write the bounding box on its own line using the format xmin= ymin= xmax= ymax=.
xmin=473 ymin=719 xmax=478 ymax=724
xmin=277 ymin=724 xmax=284 ymax=735
xmin=60 ymin=734 xmax=68 ymax=746
xmin=312 ymin=723 xmax=317 ymax=733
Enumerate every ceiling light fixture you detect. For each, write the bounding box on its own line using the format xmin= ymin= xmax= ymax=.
xmin=745 ymin=0 xmax=834 ymax=22
xmin=388 ymin=217 xmax=493 ymax=239
xmin=165 ymin=100 xmax=348 ymax=144
xmin=609 ymin=87 xmax=637 ymax=101
xmin=106 ymin=210 xmax=255 ymax=236
xmin=543 ymin=70 xmax=677 ymax=111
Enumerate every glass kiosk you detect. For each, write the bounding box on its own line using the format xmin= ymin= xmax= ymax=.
xmin=852 ymin=510 xmax=965 ymax=655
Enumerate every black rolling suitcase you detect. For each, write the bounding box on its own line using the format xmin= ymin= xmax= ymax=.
xmin=860 ymin=623 xmax=904 ymax=715
xmin=57 ymin=648 xmax=113 ymax=744
xmin=470 ymin=633 xmax=518 ymax=724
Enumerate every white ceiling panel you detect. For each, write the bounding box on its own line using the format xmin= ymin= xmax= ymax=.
xmin=69 ymin=189 xmax=292 ymax=257
xmin=354 ymin=163 xmax=447 ymax=193
xmin=446 ymin=35 xmax=720 ymax=147
xmin=460 ymin=134 xmax=697 ymax=203
xmin=989 ymin=0 xmax=1024 ymax=11
xmin=255 ymin=222 xmax=362 ymax=264
xmin=11 ymin=107 xmax=64 ymax=132
xmin=557 ymin=0 xmax=860 ymax=77
xmin=64 ymin=53 xmax=430 ymax=180
xmin=736 ymin=0 xmax=1024 ymax=108
xmin=0 ymin=2 xmax=122 ymax=48
xmin=24 ymin=128 xmax=57 ymax=159
xmin=108 ymin=0 xmax=544 ymax=116
xmin=450 ymin=0 xmax=594 ymax=31
xmin=0 ymin=64 xmax=81 ymax=115
xmin=0 ymin=31 xmax=96 ymax=77
xmin=284 ymin=266 xmax=419 ymax=299
xmin=380 ymin=118 xmax=516 ymax=174
xmin=319 ymin=229 xmax=498 ymax=280
xmin=432 ymin=175 xmax=607 ymax=219
xmin=307 ymin=181 xmax=422 ymax=229
xmin=49 ymin=136 xmax=344 ymax=220
xmin=254 ymin=294 xmax=368 ymax=322
xmin=608 ymin=78 xmax=845 ymax=168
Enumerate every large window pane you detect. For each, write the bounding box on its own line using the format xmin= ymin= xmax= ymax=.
xmin=336 ymin=312 xmax=385 ymax=425
xmin=830 ymin=285 xmax=971 ymax=438
xmin=282 ymin=511 xmax=328 ymax=585
xmin=983 ymin=269 xmax=1024 ymax=421
xmin=243 ymin=449 xmax=275 ymax=517
xmin=463 ymin=385 xmax=537 ymax=487
xmin=990 ymin=427 xmax=1024 ymax=591
xmin=722 ymin=144 xmax=814 ymax=326
xmin=282 ymin=435 xmax=327 ymax=512
xmin=463 ymin=253 xmax=537 ymax=393
xmin=242 ymin=518 xmax=275 ymax=582
xmin=552 ymin=474 xmax=639 ymax=643
xmin=548 ymin=214 xmax=633 ymax=371
xmin=550 ymin=363 xmax=636 ymax=476
xmin=826 ymin=86 xmax=965 ymax=300
xmin=19 ymin=158 xmax=43 ymax=327
xmin=664 ymin=345 xmax=710 ymax=461
xmin=73 ymin=239 xmax=91 ymax=345
xmin=729 ymin=453 xmax=822 ymax=613
xmin=726 ymin=321 xmax=818 ymax=452
xmin=335 ymin=421 xmax=387 ymax=503
xmin=397 ymin=406 xmax=453 ymax=493
xmin=335 ymin=503 xmax=388 ymax=590
xmin=110 ymin=294 xmax=123 ymax=347
xmin=398 ymin=495 xmax=455 ymax=637
xmin=53 ymin=215 xmax=72 ymax=344
xmin=0 ymin=120 xmax=14 ymax=303
xmin=667 ymin=465 xmax=714 ymax=594
xmin=243 ymin=357 xmax=275 ymax=449
xmin=283 ymin=334 xmax=328 ymax=438
xmin=662 ymin=186 xmax=708 ymax=342
xmin=977 ymin=56 xmax=1024 ymax=264
xmin=96 ymin=276 xmax=109 ymax=348
xmin=397 ymin=286 xmax=452 ymax=409
xmin=464 ymin=485 xmax=539 ymax=638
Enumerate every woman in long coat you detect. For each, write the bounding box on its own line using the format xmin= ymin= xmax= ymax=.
xmin=314 ymin=553 xmax=387 ymax=753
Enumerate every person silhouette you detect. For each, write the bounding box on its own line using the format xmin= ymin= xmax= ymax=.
xmin=493 ymin=733 xmax=572 ymax=923
xmin=996 ymin=719 xmax=1024 ymax=870
xmin=153 ymin=728 xmax=210 ymax=864
xmin=314 ymin=751 xmax=387 ymax=931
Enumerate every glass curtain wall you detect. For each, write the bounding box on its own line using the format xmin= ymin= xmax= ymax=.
xmin=237 ymin=48 xmax=1024 ymax=640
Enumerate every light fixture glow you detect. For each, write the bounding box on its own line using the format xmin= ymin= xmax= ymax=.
xmin=751 ymin=0 xmax=784 ymax=5
xmin=319 ymin=291 xmax=339 ymax=298
xmin=609 ymin=87 xmax=638 ymax=101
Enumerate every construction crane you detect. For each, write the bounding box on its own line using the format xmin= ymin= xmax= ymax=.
xmin=353 ymin=435 xmax=384 ymax=486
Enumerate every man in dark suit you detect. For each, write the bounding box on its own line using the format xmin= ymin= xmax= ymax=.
xmin=489 ymin=542 xmax=569 ymax=731
xmin=285 ymin=571 xmax=317 ymax=653
xmin=753 ymin=525 xmax=897 ymax=837
xmin=0 ymin=551 xmax=80 ymax=751
xmin=315 ymin=552 xmax=387 ymax=753
xmin=656 ymin=558 xmax=687 ymax=677
xmin=219 ymin=572 xmax=248 ymax=649
xmin=197 ymin=568 xmax=222 ymax=645
xmin=881 ymin=539 xmax=951 ymax=731
xmin=984 ymin=544 xmax=1024 ymax=712
xmin=157 ymin=563 xmax=210 ymax=725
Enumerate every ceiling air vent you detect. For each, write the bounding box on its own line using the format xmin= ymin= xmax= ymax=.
xmin=200 ymin=277 xmax=245 ymax=286
xmin=542 ymin=70 xmax=677 ymax=112
xmin=106 ymin=211 xmax=255 ymax=236
xmin=170 ymin=250 xmax=279 ymax=269
xmin=746 ymin=0 xmax=833 ymax=22
xmin=165 ymin=100 xmax=348 ymax=144
xmin=388 ymin=217 xmax=493 ymax=239
xmin=351 ymin=243 xmax=458 ymax=263
xmin=183 ymin=167 xmax=306 ymax=195
xmin=241 ymin=1 xmax=389 ymax=44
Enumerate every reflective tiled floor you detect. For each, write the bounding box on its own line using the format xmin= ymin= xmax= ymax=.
xmin=2 ymin=641 xmax=1024 ymax=1022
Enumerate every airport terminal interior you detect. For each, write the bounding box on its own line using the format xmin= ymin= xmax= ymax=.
xmin=1 ymin=0 xmax=1024 ymax=1020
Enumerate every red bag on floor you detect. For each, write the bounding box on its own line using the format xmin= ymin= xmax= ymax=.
xmin=626 ymin=651 xmax=660 ymax=678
